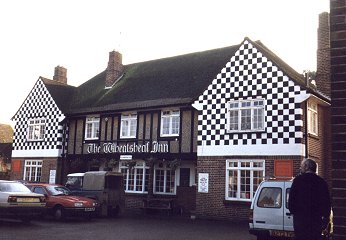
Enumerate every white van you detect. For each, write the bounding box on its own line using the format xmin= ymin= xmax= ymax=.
xmin=249 ymin=179 xmax=332 ymax=240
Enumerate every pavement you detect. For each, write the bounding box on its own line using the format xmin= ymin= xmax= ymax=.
xmin=0 ymin=213 xmax=256 ymax=240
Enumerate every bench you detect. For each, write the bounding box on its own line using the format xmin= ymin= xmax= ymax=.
xmin=142 ymin=198 xmax=174 ymax=215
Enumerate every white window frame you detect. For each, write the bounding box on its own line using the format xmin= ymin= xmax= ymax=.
xmin=27 ymin=118 xmax=46 ymax=141
xmin=23 ymin=160 xmax=43 ymax=182
xmin=85 ymin=116 xmax=100 ymax=140
xmin=153 ymin=162 xmax=176 ymax=195
xmin=308 ymin=101 xmax=318 ymax=136
xmin=160 ymin=110 xmax=180 ymax=137
xmin=120 ymin=161 xmax=149 ymax=193
xmin=120 ymin=113 xmax=137 ymax=139
xmin=225 ymin=159 xmax=265 ymax=202
xmin=227 ymin=99 xmax=265 ymax=132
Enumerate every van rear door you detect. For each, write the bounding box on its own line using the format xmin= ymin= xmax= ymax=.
xmin=283 ymin=181 xmax=294 ymax=232
xmin=253 ymin=181 xmax=284 ymax=231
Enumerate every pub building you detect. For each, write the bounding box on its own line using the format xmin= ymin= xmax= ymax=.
xmin=11 ymin=35 xmax=331 ymax=220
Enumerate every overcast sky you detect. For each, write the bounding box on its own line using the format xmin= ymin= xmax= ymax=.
xmin=0 ymin=0 xmax=329 ymax=127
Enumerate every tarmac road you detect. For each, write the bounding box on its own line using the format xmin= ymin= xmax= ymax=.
xmin=0 ymin=214 xmax=256 ymax=240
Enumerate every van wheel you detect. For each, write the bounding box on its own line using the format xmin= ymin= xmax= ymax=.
xmin=53 ymin=206 xmax=65 ymax=221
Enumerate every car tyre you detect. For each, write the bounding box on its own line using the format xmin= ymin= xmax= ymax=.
xmin=53 ymin=206 xmax=65 ymax=221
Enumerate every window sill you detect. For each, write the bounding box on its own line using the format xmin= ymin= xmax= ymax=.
xmin=160 ymin=134 xmax=179 ymax=138
xmin=119 ymin=136 xmax=137 ymax=140
xmin=125 ymin=192 xmax=148 ymax=196
xmin=27 ymin=139 xmax=44 ymax=142
xmin=227 ymin=130 xmax=265 ymax=134
xmin=223 ymin=199 xmax=252 ymax=206
xmin=84 ymin=138 xmax=99 ymax=141
xmin=308 ymin=133 xmax=319 ymax=140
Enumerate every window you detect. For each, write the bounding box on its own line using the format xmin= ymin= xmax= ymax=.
xmin=308 ymin=101 xmax=318 ymax=136
xmin=120 ymin=113 xmax=137 ymax=138
xmin=27 ymin=118 xmax=45 ymax=141
xmin=85 ymin=116 xmax=100 ymax=140
xmin=120 ymin=161 xmax=149 ymax=193
xmin=228 ymin=99 xmax=264 ymax=132
xmin=23 ymin=160 xmax=42 ymax=182
xmin=226 ymin=160 xmax=265 ymax=201
xmin=257 ymin=187 xmax=282 ymax=208
xmin=161 ymin=110 xmax=180 ymax=136
xmin=154 ymin=162 xmax=176 ymax=194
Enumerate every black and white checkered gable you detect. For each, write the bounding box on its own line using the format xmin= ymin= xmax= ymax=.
xmin=194 ymin=40 xmax=306 ymax=156
xmin=12 ymin=79 xmax=65 ymax=153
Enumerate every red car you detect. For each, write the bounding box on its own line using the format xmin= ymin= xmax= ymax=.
xmin=26 ymin=183 xmax=99 ymax=220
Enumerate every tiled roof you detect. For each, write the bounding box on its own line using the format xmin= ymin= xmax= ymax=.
xmin=67 ymin=44 xmax=241 ymax=114
xmin=41 ymin=77 xmax=76 ymax=112
xmin=37 ymin=37 xmax=327 ymax=116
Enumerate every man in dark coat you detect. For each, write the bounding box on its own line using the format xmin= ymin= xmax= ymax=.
xmin=288 ymin=158 xmax=331 ymax=240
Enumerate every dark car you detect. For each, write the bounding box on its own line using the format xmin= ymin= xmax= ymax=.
xmin=0 ymin=180 xmax=46 ymax=222
xmin=26 ymin=183 xmax=99 ymax=220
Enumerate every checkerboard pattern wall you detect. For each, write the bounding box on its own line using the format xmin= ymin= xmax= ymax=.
xmin=194 ymin=40 xmax=306 ymax=147
xmin=12 ymin=79 xmax=65 ymax=152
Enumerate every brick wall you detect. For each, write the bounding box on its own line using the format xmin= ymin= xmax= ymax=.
xmin=317 ymin=12 xmax=331 ymax=97
xmin=330 ymin=0 xmax=346 ymax=238
xmin=11 ymin=157 xmax=58 ymax=183
xmin=195 ymin=155 xmax=302 ymax=221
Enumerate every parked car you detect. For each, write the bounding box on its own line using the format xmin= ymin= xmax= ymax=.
xmin=26 ymin=183 xmax=99 ymax=221
xmin=65 ymin=171 xmax=125 ymax=217
xmin=249 ymin=179 xmax=333 ymax=240
xmin=0 ymin=180 xmax=46 ymax=222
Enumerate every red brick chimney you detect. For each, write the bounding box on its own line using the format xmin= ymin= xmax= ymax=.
xmin=53 ymin=65 xmax=67 ymax=85
xmin=105 ymin=50 xmax=124 ymax=88
xmin=316 ymin=12 xmax=331 ymax=97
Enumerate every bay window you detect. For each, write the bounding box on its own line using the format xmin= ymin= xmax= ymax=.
xmin=23 ymin=160 xmax=42 ymax=182
xmin=120 ymin=161 xmax=149 ymax=193
xmin=226 ymin=160 xmax=265 ymax=201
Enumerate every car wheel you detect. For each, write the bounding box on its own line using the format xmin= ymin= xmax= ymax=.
xmin=53 ymin=206 xmax=65 ymax=221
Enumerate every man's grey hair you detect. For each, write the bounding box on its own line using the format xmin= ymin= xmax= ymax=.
xmin=301 ymin=158 xmax=317 ymax=173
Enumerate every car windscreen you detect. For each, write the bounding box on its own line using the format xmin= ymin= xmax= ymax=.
xmin=46 ymin=186 xmax=71 ymax=196
xmin=0 ymin=182 xmax=32 ymax=193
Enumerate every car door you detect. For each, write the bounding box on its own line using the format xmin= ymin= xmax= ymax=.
xmin=283 ymin=182 xmax=294 ymax=231
xmin=32 ymin=186 xmax=53 ymax=208
xmin=253 ymin=182 xmax=284 ymax=230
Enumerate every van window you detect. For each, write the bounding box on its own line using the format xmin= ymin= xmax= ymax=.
xmin=257 ymin=187 xmax=282 ymax=208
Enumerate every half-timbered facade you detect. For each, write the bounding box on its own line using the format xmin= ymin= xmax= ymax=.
xmin=11 ymin=36 xmax=330 ymax=220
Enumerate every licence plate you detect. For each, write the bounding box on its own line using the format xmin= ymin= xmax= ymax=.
xmin=85 ymin=208 xmax=95 ymax=212
xmin=17 ymin=198 xmax=40 ymax=203
xmin=270 ymin=230 xmax=295 ymax=238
